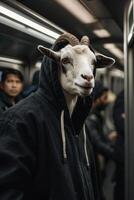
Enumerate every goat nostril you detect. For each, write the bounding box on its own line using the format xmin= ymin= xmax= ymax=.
xmin=81 ymin=74 xmax=87 ymax=80
xmin=81 ymin=74 xmax=93 ymax=81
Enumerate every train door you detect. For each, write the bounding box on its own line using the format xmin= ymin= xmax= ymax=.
xmin=124 ymin=0 xmax=134 ymax=199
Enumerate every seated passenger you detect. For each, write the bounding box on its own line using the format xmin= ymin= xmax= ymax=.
xmin=0 ymin=69 xmax=24 ymax=114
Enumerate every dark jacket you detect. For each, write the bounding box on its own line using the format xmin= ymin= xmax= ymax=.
xmin=0 ymin=91 xmax=22 ymax=115
xmin=85 ymin=106 xmax=114 ymax=159
xmin=85 ymin=106 xmax=114 ymax=200
xmin=0 ymin=55 xmax=100 ymax=200
xmin=0 ymin=91 xmax=13 ymax=114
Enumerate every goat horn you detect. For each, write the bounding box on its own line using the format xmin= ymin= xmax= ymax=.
xmin=54 ymin=32 xmax=80 ymax=46
xmin=80 ymin=36 xmax=89 ymax=46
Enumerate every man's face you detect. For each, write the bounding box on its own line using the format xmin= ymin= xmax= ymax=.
xmin=2 ymin=74 xmax=23 ymax=97
xmin=100 ymin=91 xmax=109 ymax=105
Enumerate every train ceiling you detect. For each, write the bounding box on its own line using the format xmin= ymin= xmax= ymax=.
xmin=0 ymin=0 xmax=126 ymax=69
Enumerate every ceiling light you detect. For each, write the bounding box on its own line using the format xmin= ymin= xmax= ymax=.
xmin=103 ymin=43 xmax=124 ymax=60
xmin=110 ymin=69 xmax=124 ymax=78
xmin=0 ymin=57 xmax=23 ymax=64
xmin=27 ymin=27 xmax=56 ymax=44
xmin=93 ymin=29 xmax=111 ymax=38
xmin=35 ymin=61 xmax=42 ymax=69
xmin=0 ymin=4 xmax=62 ymax=39
xmin=0 ymin=15 xmax=56 ymax=44
xmin=55 ymin=0 xmax=97 ymax=23
xmin=0 ymin=62 xmax=23 ymax=71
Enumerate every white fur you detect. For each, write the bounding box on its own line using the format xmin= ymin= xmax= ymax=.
xmin=59 ymin=45 xmax=95 ymax=96
xmin=38 ymin=43 xmax=115 ymax=116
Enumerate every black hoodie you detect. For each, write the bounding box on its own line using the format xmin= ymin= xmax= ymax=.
xmin=0 ymin=52 xmax=100 ymax=200
xmin=0 ymin=91 xmax=13 ymax=114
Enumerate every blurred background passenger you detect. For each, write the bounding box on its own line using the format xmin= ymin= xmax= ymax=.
xmin=85 ymin=81 xmax=117 ymax=200
xmin=0 ymin=69 xmax=24 ymax=114
xmin=22 ymin=70 xmax=39 ymax=98
xmin=112 ymin=90 xmax=125 ymax=200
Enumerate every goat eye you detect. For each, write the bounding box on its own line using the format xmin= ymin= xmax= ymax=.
xmin=62 ymin=57 xmax=70 ymax=64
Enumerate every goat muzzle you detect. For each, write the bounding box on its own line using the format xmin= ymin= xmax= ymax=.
xmin=81 ymin=74 xmax=93 ymax=82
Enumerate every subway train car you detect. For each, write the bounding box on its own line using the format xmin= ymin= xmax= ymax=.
xmin=0 ymin=0 xmax=125 ymax=92
xmin=0 ymin=0 xmax=133 ymax=200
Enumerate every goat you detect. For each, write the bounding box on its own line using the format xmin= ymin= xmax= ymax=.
xmin=38 ymin=33 xmax=115 ymax=115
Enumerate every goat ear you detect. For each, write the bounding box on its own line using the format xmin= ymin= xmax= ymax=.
xmin=37 ymin=45 xmax=60 ymax=62
xmin=95 ymin=53 xmax=115 ymax=68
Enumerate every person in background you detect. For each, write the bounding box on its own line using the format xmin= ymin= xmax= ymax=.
xmin=22 ymin=70 xmax=39 ymax=98
xmin=0 ymin=69 xmax=24 ymax=114
xmin=85 ymin=81 xmax=117 ymax=200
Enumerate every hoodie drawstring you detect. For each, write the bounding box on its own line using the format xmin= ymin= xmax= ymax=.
xmin=61 ymin=110 xmax=67 ymax=160
xmin=60 ymin=110 xmax=89 ymax=167
xmin=83 ymin=124 xmax=90 ymax=167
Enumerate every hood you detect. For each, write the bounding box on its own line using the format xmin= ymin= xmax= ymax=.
xmin=39 ymin=55 xmax=66 ymax=111
xmin=38 ymin=41 xmax=93 ymax=134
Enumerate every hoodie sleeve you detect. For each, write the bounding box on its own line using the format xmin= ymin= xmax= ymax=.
xmin=0 ymin=117 xmax=36 ymax=200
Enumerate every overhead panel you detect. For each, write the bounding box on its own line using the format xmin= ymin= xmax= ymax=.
xmin=80 ymin=0 xmax=111 ymax=18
